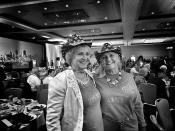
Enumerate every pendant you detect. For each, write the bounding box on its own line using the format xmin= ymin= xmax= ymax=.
xmin=106 ymin=72 xmax=122 ymax=87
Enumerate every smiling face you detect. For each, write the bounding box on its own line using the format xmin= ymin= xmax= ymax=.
xmin=71 ymin=45 xmax=91 ymax=71
xmin=100 ymin=52 xmax=121 ymax=73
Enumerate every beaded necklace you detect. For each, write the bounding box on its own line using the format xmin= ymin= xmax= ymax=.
xmin=74 ymin=71 xmax=90 ymax=86
xmin=106 ymin=72 xmax=122 ymax=87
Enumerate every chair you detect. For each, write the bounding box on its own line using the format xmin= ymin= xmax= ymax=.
xmin=139 ymin=83 xmax=157 ymax=104
xmin=143 ymin=103 xmax=162 ymax=131
xmin=4 ymin=88 xmax=23 ymax=98
xmin=155 ymin=98 xmax=174 ymax=131
xmin=170 ymin=108 xmax=175 ymax=126
xmin=168 ymin=86 xmax=175 ymax=108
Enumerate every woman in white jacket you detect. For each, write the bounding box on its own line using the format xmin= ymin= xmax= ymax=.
xmin=46 ymin=34 xmax=104 ymax=131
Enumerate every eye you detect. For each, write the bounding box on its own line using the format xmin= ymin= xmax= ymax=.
xmin=110 ymin=54 xmax=114 ymax=57
xmin=86 ymin=52 xmax=90 ymax=56
xmin=77 ymin=52 xmax=83 ymax=56
xmin=101 ymin=56 xmax=107 ymax=60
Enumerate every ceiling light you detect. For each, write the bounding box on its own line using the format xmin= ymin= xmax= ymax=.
xmin=80 ymin=19 xmax=86 ymax=22
xmin=42 ymin=35 xmax=50 ymax=38
xmin=64 ymin=21 xmax=70 ymax=24
xmin=17 ymin=10 xmax=21 ymax=14
xmin=97 ymin=0 xmax=101 ymax=4
xmin=142 ymin=28 xmax=145 ymax=31
xmin=104 ymin=17 xmax=108 ymax=20
xmin=66 ymin=4 xmax=69 ymax=8
xmin=92 ymin=40 xmax=124 ymax=46
xmin=151 ymin=12 xmax=155 ymax=15
xmin=166 ymin=46 xmax=173 ymax=50
xmin=32 ymin=37 xmax=36 ymax=39
xmin=166 ymin=22 xmax=170 ymax=26
xmin=56 ymin=14 xmax=59 ymax=17
xmin=44 ymin=22 xmax=48 ymax=25
xmin=112 ymin=32 xmax=114 ymax=33
xmin=144 ymin=38 xmax=166 ymax=43
xmin=48 ymin=38 xmax=67 ymax=42
xmin=44 ymin=7 xmax=47 ymax=10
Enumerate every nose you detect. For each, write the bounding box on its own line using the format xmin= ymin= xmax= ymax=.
xmin=106 ymin=55 xmax=112 ymax=63
xmin=82 ymin=54 xmax=90 ymax=61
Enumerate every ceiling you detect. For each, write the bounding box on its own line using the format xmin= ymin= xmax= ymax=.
xmin=0 ymin=0 xmax=175 ymax=46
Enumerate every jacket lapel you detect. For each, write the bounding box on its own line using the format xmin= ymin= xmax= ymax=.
xmin=65 ymin=69 xmax=83 ymax=109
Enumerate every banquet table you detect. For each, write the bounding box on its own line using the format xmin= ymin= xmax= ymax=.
xmin=0 ymin=98 xmax=46 ymax=131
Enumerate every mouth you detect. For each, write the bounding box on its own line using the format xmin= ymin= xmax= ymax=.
xmin=80 ymin=60 xmax=88 ymax=64
xmin=106 ymin=62 xmax=114 ymax=65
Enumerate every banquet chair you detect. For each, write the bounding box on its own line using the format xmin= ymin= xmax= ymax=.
xmin=168 ymin=86 xmax=175 ymax=108
xmin=4 ymin=88 xmax=23 ymax=98
xmin=139 ymin=83 xmax=157 ymax=104
xmin=155 ymin=98 xmax=174 ymax=131
xmin=170 ymin=108 xmax=175 ymax=126
xmin=143 ymin=103 xmax=163 ymax=131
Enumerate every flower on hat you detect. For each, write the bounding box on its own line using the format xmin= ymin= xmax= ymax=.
xmin=61 ymin=34 xmax=92 ymax=58
xmin=95 ymin=43 xmax=122 ymax=63
xmin=67 ymin=34 xmax=84 ymax=46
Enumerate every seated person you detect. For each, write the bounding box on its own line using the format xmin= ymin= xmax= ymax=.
xmin=27 ymin=67 xmax=41 ymax=91
xmin=42 ymin=69 xmax=54 ymax=85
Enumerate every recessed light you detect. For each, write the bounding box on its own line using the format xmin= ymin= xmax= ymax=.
xmin=42 ymin=35 xmax=50 ymax=38
xmin=142 ymin=28 xmax=145 ymax=31
xmin=56 ymin=14 xmax=59 ymax=17
xmin=44 ymin=7 xmax=47 ymax=10
xmin=80 ymin=19 xmax=86 ymax=22
xmin=104 ymin=17 xmax=108 ymax=20
xmin=66 ymin=4 xmax=69 ymax=8
xmin=166 ymin=22 xmax=170 ymax=26
xmin=97 ymin=0 xmax=101 ymax=4
xmin=64 ymin=21 xmax=70 ymax=24
xmin=151 ymin=12 xmax=155 ymax=15
xmin=17 ymin=10 xmax=21 ymax=14
xmin=112 ymin=32 xmax=114 ymax=33
xmin=32 ymin=37 xmax=36 ymax=39
xmin=44 ymin=22 xmax=48 ymax=25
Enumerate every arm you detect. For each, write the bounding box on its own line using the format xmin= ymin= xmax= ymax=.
xmin=46 ymin=75 xmax=66 ymax=131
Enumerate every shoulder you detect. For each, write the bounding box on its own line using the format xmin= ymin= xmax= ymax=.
xmin=122 ymin=71 xmax=133 ymax=79
xmin=50 ymin=69 xmax=75 ymax=87
xmin=27 ymin=74 xmax=40 ymax=80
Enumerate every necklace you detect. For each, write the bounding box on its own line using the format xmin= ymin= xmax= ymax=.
xmin=74 ymin=71 xmax=89 ymax=86
xmin=76 ymin=76 xmax=89 ymax=85
xmin=106 ymin=72 xmax=122 ymax=86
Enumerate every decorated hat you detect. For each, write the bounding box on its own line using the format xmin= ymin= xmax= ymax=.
xmin=95 ymin=43 xmax=122 ymax=63
xmin=61 ymin=34 xmax=92 ymax=58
